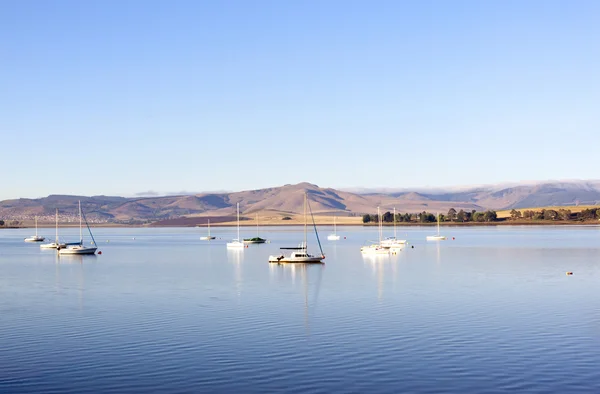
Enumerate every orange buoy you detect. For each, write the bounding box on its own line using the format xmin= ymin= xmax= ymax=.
xmin=452 ymin=237 xmax=455 ymax=240
xmin=98 ymin=251 xmax=102 ymax=255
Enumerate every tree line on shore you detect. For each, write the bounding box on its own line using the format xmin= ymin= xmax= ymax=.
xmin=362 ymin=207 xmax=600 ymax=224
xmin=362 ymin=208 xmax=498 ymax=223
xmin=510 ymin=208 xmax=600 ymax=221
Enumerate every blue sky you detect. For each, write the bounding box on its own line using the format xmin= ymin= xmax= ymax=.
xmin=1 ymin=0 xmax=599 ymax=199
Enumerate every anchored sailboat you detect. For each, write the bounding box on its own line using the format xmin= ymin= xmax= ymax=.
xmin=41 ymin=209 xmax=66 ymax=249
xmin=58 ymin=201 xmax=98 ymax=255
xmin=361 ymin=207 xmax=390 ymax=255
xmin=327 ymin=215 xmax=341 ymax=241
xmin=269 ymin=193 xmax=325 ymax=263
xmin=227 ymin=203 xmax=245 ymax=248
xmin=200 ymin=219 xmax=216 ymax=240
xmin=24 ymin=216 xmax=45 ymax=242
xmin=380 ymin=207 xmax=406 ymax=248
xmin=244 ymin=213 xmax=266 ymax=244
xmin=426 ymin=213 xmax=447 ymax=241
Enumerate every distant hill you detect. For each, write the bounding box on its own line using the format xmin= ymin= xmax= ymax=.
xmin=1 ymin=180 xmax=599 ymax=225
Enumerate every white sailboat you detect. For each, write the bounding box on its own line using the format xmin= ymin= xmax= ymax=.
xmin=269 ymin=193 xmax=325 ymax=263
xmin=327 ymin=215 xmax=341 ymax=241
xmin=227 ymin=203 xmax=245 ymax=248
xmin=244 ymin=213 xmax=267 ymax=244
xmin=426 ymin=213 xmax=447 ymax=241
xmin=58 ymin=201 xmax=98 ymax=255
xmin=380 ymin=207 xmax=407 ymax=248
xmin=41 ymin=209 xmax=66 ymax=249
xmin=200 ymin=219 xmax=216 ymax=240
xmin=24 ymin=216 xmax=45 ymax=242
xmin=361 ymin=207 xmax=390 ymax=255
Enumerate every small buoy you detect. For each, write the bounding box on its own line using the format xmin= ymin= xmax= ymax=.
xmin=98 ymin=251 xmax=102 ymax=255
xmin=452 ymin=237 xmax=455 ymax=240
xmin=566 ymin=271 xmax=573 ymax=276
xmin=411 ymin=245 xmax=414 ymax=249
xmin=132 ymin=237 xmax=135 ymax=240
xmin=344 ymin=237 xmax=346 ymax=239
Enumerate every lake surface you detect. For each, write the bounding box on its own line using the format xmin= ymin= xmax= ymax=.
xmin=2 ymin=225 xmax=600 ymax=393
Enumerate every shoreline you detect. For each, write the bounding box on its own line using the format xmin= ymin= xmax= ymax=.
xmin=6 ymin=221 xmax=600 ymax=229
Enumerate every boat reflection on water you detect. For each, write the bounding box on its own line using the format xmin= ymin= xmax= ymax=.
xmin=227 ymin=248 xmax=244 ymax=297
xmin=269 ymin=263 xmax=324 ymax=335
xmin=362 ymin=248 xmax=404 ymax=300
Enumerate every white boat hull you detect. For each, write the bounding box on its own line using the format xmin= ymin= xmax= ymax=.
xmin=268 ymin=255 xmax=324 ymax=263
xmin=327 ymin=234 xmax=340 ymax=241
xmin=200 ymin=236 xmax=216 ymax=240
xmin=227 ymin=241 xmax=245 ymax=248
xmin=24 ymin=236 xmax=45 ymax=242
xmin=426 ymin=235 xmax=447 ymax=241
xmin=59 ymin=246 xmax=97 ymax=255
xmin=40 ymin=242 xmax=66 ymax=249
xmin=361 ymin=245 xmax=390 ymax=255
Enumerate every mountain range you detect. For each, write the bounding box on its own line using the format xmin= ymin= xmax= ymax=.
xmin=2 ymin=180 xmax=599 ymax=224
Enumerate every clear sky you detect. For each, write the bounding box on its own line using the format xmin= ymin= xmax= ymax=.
xmin=1 ymin=0 xmax=599 ymax=199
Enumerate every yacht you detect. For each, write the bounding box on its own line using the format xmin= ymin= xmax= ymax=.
xmin=40 ymin=209 xmax=66 ymax=249
xmin=58 ymin=201 xmax=98 ymax=255
xmin=24 ymin=216 xmax=45 ymax=242
xmin=269 ymin=193 xmax=325 ymax=263
xmin=227 ymin=203 xmax=245 ymax=248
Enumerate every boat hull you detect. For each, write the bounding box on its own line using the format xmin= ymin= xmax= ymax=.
xmin=227 ymin=241 xmax=246 ymax=248
xmin=243 ymin=240 xmax=266 ymax=244
xmin=268 ymin=255 xmax=324 ymax=263
xmin=200 ymin=236 xmax=216 ymax=240
xmin=58 ymin=246 xmax=97 ymax=255
xmin=24 ymin=237 xmax=45 ymax=242
xmin=327 ymin=234 xmax=340 ymax=241
xmin=426 ymin=235 xmax=447 ymax=241
xmin=40 ymin=242 xmax=66 ymax=249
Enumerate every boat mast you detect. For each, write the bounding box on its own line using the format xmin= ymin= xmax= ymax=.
xmin=237 ymin=203 xmax=240 ymax=241
xmin=35 ymin=216 xmax=38 ymax=237
xmin=79 ymin=201 xmax=83 ymax=244
xmin=55 ymin=209 xmax=58 ymax=243
xmin=304 ymin=193 xmax=307 ymax=249
xmin=393 ymin=207 xmax=397 ymax=239
xmin=437 ymin=213 xmax=440 ymax=235
xmin=208 ymin=219 xmax=211 ymax=236
xmin=378 ymin=206 xmax=382 ymax=243
xmin=333 ymin=215 xmax=336 ymax=234
xmin=256 ymin=213 xmax=259 ymax=237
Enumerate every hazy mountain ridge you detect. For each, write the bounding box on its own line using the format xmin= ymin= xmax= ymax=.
xmin=1 ymin=181 xmax=599 ymax=223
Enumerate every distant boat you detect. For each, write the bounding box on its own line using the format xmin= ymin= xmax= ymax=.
xmin=380 ymin=207 xmax=406 ymax=248
xmin=226 ymin=203 xmax=245 ymax=248
xmin=40 ymin=209 xmax=66 ymax=249
xmin=24 ymin=216 xmax=45 ymax=242
xmin=58 ymin=201 xmax=98 ymax=255
xmin=327 ymin=216 xmax=341 ymax=241
xmin=426 ymin=213 xmax=447 ymax=241
xmin=244 ymin=213 xmax=266 ymax=244
xmin=200 ymin=219 xmax=216 ymax=240
xmin=361 ymin=206 xmax=390 ymax=255
xmin=269 ymin=193 xmax=325 ymax=263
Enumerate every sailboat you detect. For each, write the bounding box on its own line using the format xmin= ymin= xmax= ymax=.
xmin=40 ymin=209 xmax=66 ymax=249
xmin=58 ymin=201 xmax=98 ymax=255
xmin=361 ymin=207 xmax=390 ymax=255
xmin=24 ymin=216 xmax=45 ymax=242
xmin=200 ymin=219 xmax=216 ymax=240
xmin=327 ymin=215 xmax=341 ymax=241
xmin=226 ymin=203 xmax=245 ymax=248
xmin=380 ymin=207 xmax=406 ymax=248
xmin=269 ymin=193 xmax=325 ymax=263
xmin=426 ymin=213 xmax=447 ymax=241
xmin=244 ymin=213 xmax=266 ymax=244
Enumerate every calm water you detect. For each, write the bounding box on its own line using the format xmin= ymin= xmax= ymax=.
xmin=2 ymin=225 xmax=600 ymax=393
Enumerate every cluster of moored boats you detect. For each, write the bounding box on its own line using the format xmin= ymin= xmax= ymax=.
xmin=24 ymin=201 xmax=98 ymax=255
xmin=25 ymin=195 xmax=447 ymax=261
xmin=360 ymin=207 xmax=446 ymax=255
